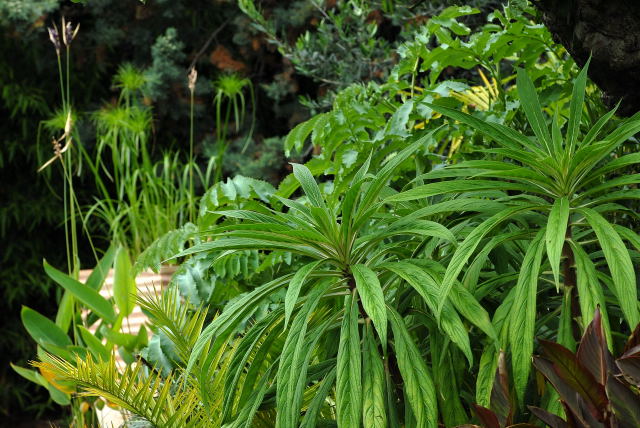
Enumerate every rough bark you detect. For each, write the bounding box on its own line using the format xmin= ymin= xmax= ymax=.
xmin=534 ymin=0 xmax=640 ymax=116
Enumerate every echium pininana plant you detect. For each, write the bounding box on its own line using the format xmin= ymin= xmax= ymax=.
xmin=174 ymin=132 xmax=497 ymax=427
xmin=387 ymin=61 xmax=640 ymax=403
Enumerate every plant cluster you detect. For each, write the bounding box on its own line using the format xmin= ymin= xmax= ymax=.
xmin=7 ymin=1 xmax=640 ymax=427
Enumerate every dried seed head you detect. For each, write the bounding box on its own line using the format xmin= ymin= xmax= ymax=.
xmin=188 ymin=67 xmax=198 ymax=93
xmin=47 ymin=23 xmax=61 ymax=54
xmin=62 ymin=17 xmax=80 ymax=46
xmin=64 ymin=111 xmax=73 ymax=136
xmin=52 ymin=137 xmax=62 ymax=157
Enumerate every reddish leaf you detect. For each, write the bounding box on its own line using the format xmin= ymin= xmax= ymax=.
xmin=623 ymin=323 xmax=640 ymax=354
xmin=509 ymin=425 xmax=541 ymax=428
xmin=528 ymin=406 xmax=568 ymax=428
xmin=616 ymin=354 xmax=640 ymax=387
xmin=539 ymin=340 xmax=608 ymax=420
xmin=532 ymin=357 xmax=600 ymax=427
xmin=605 ymin=374 xmax=640 ymax=427
xmin=473 ymin=405 xmax=501 ymax=428
xmin=576 ymin=308 xmax=615 ymax=386
xmin=490 ymin=351 xmax=513 ymax=426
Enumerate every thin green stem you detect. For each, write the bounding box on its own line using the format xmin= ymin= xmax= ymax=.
xmin=56 ymin=54 xmax=66 ymax=112
xmin=189 ymin=89 xmax=195 ymax=222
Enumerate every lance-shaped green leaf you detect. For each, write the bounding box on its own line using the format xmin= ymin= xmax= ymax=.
xmin=546 ymin=197 xmax=569 ymax=288
xmin=566 ymin=57 xmax=590 ymax=153
xmin=385 ymin=180 xmax=530 ymax=202
xmin=388 ymin=307 xmax=437 ymax=428
xmin=44 ymin=260 xmax=116 ymax=323
xmin=516 ymin=67 xmax=552 ymax=153
xmin=336 ymin=293 xmax=362 ymax=428
xmin=78 ymin=326 xmax=111 ymax=361
xmin=284 ymin=260 xmax=322 ymax=328
xmin=300 ymin=368 xmax=337 ymax=428
xmin=86 ymin=244 xmax=116 ymax=291
xmin=381 ymin=261 xmax=472 ymax=364
xmin=277 ymin=281 xmax=333 ymax=428
xmin=187 ymin=275 xmax=289 ymax=374
xmin=579 ymin=207 xmax=639 ymax=327
xmin=113 ymin=246 xmax=137 ymax=317
xmin=509 ymin=229 xmax=546 ymax=403
xmin=438 ymin=205 xmax=537 ymax=320
xmin=292 ymin=162 xmax=328 ymax=210
xmin=352 ymin=264 xmax=387 ymax=345
xmin=363 ymin=323 xmax=386 ymax=428
xmin=570 ymin=241 xmax=612 ymax=346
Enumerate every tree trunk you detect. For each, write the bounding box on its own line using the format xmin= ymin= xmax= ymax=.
xmin=534 ymin=0 xmax=640 ymax=116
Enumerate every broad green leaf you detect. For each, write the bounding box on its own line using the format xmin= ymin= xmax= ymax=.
xmin=363 ymin=324 xmax=386 ymax=428
xmin=44 ymin=261 xmax=116 ymax=323
xmin=113 ymin=246 xmax=137 ymax=317
xmin=545 ymin=197 xmax=569 ymax=288
xmin=359 ymin=128 xmax=439 ymax=214
xmin=352 ymin=264 xmax=387 ymax=345
xmin=21 ymin=306 xmax=72 ymax=349
xmin=516 ymin=67 xmax=552 ymax=153
xmin=509 ymin=229 xmax=546 ymax=403
xmin=388 ymin=307 xmax=437 ymax=428
xmin=336 ymin=293 xmax=362 ymax=428
xmin=11 ymin=363 xmax=47 ymax=387
xmin=284 ymin=260 xmax=322 ymax=328
xmin=579 ymin=207 xmax=639 ymax=327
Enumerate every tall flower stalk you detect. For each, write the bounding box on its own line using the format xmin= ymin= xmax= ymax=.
xmin=187 ymin=67 xmax=197 ymax=222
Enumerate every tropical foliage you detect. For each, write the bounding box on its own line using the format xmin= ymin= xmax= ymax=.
xmin=6 ymin=1 xmax=640 ymax=427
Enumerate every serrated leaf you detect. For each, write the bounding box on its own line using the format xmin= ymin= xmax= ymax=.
xmin=284 ymin=113 xmax=327 ymax=156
